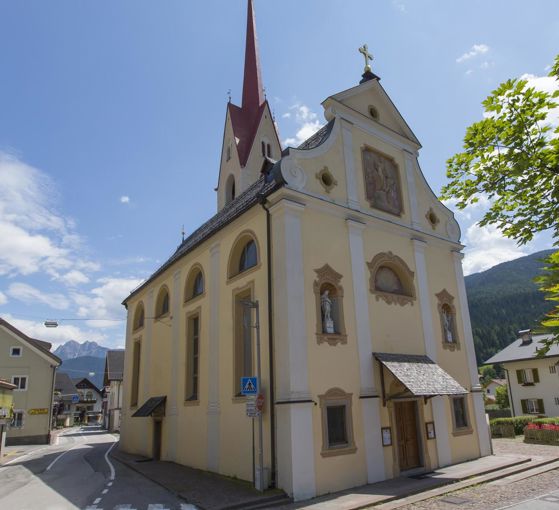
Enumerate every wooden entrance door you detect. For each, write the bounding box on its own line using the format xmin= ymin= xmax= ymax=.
xmin=153 ymin=419 xmax=162 ymax=460
xmin=395 ymin=401 xmax=420 ymax=471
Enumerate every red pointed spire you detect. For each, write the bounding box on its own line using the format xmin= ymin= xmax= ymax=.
xmin=241 ymin=0 xmax=265 ymax=115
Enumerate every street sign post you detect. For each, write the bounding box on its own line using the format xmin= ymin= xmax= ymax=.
xmin=71 ymin=394 xmax=79 ymax=404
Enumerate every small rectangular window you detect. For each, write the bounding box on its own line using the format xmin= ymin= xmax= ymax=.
xmin=12 ymin=411 xmax=24 ymax=428
xmin=10 ymin=347 xmax=22 ymax=357
xmin=555 ymin=397 xmax=559 ymax=406
xmin=186 ymin=314 xmax=200 ymax=401
xmin=526 ymin=399 xmax=539 ymax=414
xmin=326 ymin=405 xmax=348 ymax=447
xmin=12 ymin=376 xmax=28 ymax=391
xmin=550 ymin=365 xmax=557 ymax=374
xmin=523 ymin=369 xmax=534 ymax=383
xmin=452 ymin=396 xmax=469 ymax=430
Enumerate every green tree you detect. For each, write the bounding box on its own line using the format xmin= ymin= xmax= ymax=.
xmin=441 ymin=54 xmax=559 ymax=349
xmin=479 ymin=365 xmax=497 ymax=386
xmin=495 ymin=385 xmax=510 ymax=410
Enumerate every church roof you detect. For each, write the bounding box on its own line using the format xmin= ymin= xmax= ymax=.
xmin=123 ymin=170 xmax=284 ymax=305
xmin=296 ymin=120 xmax=335 ymax=150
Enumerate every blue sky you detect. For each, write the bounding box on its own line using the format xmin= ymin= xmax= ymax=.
xmin=0 ymin=0 xmax=557 ymax=349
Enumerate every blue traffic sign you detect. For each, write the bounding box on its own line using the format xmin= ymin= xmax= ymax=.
xmin=71 ymin=394 xmax=79 ymax=404
xmin=240 ymin=377 xmax=258 ymax=396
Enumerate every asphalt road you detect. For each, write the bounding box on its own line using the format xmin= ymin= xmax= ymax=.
xmin=0 ymin=425 xmax=196 ymax=510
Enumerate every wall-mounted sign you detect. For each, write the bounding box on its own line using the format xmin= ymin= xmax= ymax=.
xmin=426 ymin=421 xmax=436 ymax=439
xmin=381 ymin=426 xmax=392 ymax=447
xmin=28 ymin=408 xmax=49 ymax=415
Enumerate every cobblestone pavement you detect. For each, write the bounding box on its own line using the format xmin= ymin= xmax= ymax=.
xmin=397 ymin=438 xmax=559 ymax=510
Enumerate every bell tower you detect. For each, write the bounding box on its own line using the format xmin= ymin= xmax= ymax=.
xmin=216 ymin=0 xmax=281 ymax=211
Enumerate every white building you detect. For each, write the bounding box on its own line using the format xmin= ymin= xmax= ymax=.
xmin=486 ymin=330 xmax=559 ymax=417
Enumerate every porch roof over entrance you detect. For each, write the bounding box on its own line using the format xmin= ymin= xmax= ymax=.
xmin=132 ymin=396 xmax=166 ymax=417
xmin=373 ymin=353 xmax=467 ymax=397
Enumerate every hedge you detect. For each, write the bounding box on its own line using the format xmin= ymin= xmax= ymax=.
xmin=490 ymin=416 xmax=535 ymax=436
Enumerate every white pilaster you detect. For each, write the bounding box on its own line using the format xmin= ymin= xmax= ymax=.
xmin=167 ymin=268 xmax=182 ymax=461
xmin=412 ymin=238 xmax=437 ymax=360
xmin=207 ymin=242 xmax=221 ymax=471
xmin=346 ymin=218 xmax=385 ymax=482
xmin=404 ymin=151 xmax=421 ymax=229
xmin=270 ymin=198 xmax=316 ymax=501
xmin=431 ymin=396 xmax=451 ymax=467
xmin=141 ymin=289 xmax=154 ymax=399
xmin=341 ymin=120 xmax=360 ymax=210
xmin=451 ymin=250 xmax=492 ymax=457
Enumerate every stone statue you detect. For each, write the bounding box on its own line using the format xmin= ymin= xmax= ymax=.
xmin=442 ymin=307 xmax=454 ymax=343
xmin=321 ymin=290 xmax=335 ymax=334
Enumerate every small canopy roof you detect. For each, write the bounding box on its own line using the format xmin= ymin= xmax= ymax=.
xmin=374 ymin=353 xmax=467 ymax=397
xmin=132 ymin=396 xmax=166 ymax=417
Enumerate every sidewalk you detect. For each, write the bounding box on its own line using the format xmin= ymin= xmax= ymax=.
xmin=112 ymin=447 xmax=556 ymax=510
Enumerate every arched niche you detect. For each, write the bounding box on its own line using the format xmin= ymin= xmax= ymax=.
xmin=132 ymin=302 xmax=145 ymax=331
xmin=436 ymin=289 xmax=460 ymax=350
xmin=367 ymin=252 xmax=416 ymax=306
xmin=313 ymin=264 xmax=347 ymax=346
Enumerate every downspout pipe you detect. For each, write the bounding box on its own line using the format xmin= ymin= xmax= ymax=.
xmin=259 ymin=196 xmax=276 ymax=488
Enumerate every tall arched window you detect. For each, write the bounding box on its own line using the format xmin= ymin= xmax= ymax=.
xmin=228 ymin=231 xmax=259 ymax=279
xmin=185 ymin=265 xmax=205 ymax=302
xmin=133 ymin=302 xmax=145 ymax=331
xmin=155 ymin=286 xmax=170 ymax=317
xmin=225 ymin=174 xmax=236 ymax=205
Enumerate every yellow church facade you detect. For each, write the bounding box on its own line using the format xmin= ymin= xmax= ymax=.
xmin=120 ymin=1 xmax=491 ymax=501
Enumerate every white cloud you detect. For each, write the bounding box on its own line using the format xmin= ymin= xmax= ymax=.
xmin=456 ymin=44 xmax=489 ymax=63
xmin=281 ymin=112 xmax=291 ymax=119
xmin=480 ymin=61 xmax=494 ymax=70
xmin=0 ymin=291 xmax=7 ymax=305
xmin=72 ymin=276 xmax=144 ymax=328
xmin=392 ymin=0 xmax=407 ymax=13
xmin=465 ymin=69 xmax=473 ymax=76
xmin=120 ymin=195 xmax=130 ymax=204
xmin=462 ymin=224 xmax=528 ymax=275
xmin=283 ymin=104 xmax=324 ymax=147
xmin=59 ymin=270 xmax=90 ymax=287
xmin=0 ymin=153 xmax=97 ymax=278
xmin=0 ymin=314 xmax=109 ymax=350
xmin=521 ymin=73 xmax=559 ymax=128
xmin=7 ymin=282 xmax=70 ymax=310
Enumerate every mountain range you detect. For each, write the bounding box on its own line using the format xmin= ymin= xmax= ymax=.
xmin=53 ymin=340 xmax=108 ymax=360
xmin=465 ymin=249 xmax=555 ymax=365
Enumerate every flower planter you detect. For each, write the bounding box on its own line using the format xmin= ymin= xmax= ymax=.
xmin=524 ymin=424 xmax=559 ymax=445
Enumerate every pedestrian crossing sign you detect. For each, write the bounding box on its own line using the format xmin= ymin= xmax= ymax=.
xmin=240 ymin=377 xmax=258 ymax=395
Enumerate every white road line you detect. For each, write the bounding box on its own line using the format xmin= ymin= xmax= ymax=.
xmin=147 ymin=505 xmax=170 ymax=510
xmin=180 ymin=505 xmax=199 ymax=510
xmin=107 ymin=482 xmax=113 ymax=487
xmin=46 ymin=443 xmax=82 ymax=471
xmin=1 ymin=445 xmax=51 ymax=466
xmin=93 ymin=497 xmax=102 ymax=505
xmin=104 ymin=440 xmax=118 ymax=480
xmin=101 ymin=489 xmax=108 ymax=495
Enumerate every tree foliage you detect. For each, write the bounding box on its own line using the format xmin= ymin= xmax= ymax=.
xmin=495 ymin=385 xmax=510 ymax=410
xmin=442 ymin=54 xmax=559 ymax=347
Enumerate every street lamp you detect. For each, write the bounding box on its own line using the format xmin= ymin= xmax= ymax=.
xmin=240 ymin=298 xmax=265 ymax=491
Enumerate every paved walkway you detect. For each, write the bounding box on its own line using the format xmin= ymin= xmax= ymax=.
xmin=113 ymin=445 xmax=552 ymax=510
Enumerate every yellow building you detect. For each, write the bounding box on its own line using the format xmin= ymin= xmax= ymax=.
xmin=0 ymin=379 xmax=16 ymax=456
xmin=0 ymin=318 xmax=61 ymax=445
xmin=120 ymin=1 xmax=491 ymax=501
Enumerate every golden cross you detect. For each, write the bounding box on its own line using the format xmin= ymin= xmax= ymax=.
xmin=359 ymin=44 xmax=374 ymax=73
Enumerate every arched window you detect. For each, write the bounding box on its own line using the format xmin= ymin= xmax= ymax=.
xmin=185 ymin=266 xmax=205 ymax=302
xmin=267 ymin=143 xmax=272 ymax=158
xmin=313 ymin=264 xmax=347 ymax=345
xmin=225 ymin=174 xmax=236 ymax=205
xmin=367 ymin=252 xmax=416 ymax=306
xmin=155 ymin=286 xmax=170 ymax=317
xmin=85 ymin=391 xmax=93 ymax=401
xmin=133 ymin=302 xmax=145 ymax=331
xmin=261 ymin=141 xmax=266 ymax=157
xmin=239 ymin=240 xmax=257 ymax=273
xmin=436 ymin=289 xmax=460 ymax=350
xmin=228 ymin=232 xmax=259 ymax=279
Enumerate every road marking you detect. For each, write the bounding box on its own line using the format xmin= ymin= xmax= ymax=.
xmin=107 ymin=481 xmax=113 ymax=487
xmin=101 ymin=489 xmax=108 ymax=494
xmin=104 ymin=440 xmax=118 ymax=480
xmin=93 ymin=497 xmax=102 ymax=505
xmin=46 ymin=443 xmax=82 ymax=471
xmin=180 ymin=505 xmax=199 ymax=510
xmin=147 ymin=505 xmax=170 ymax=510
xmin=1 ymin=445 xmax=50 ymax=466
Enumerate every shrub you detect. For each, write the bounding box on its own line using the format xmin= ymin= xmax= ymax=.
xmin=490 ymin=416 xmax=534 ymax=435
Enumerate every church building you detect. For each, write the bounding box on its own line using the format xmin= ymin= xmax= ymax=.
xmin=120 ymin=0 xmax=491 ymax=501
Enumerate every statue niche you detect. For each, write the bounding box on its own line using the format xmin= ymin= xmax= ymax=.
xmin=362 ymin=147 xmax=402 ymax=216
xmin=313 ymin=264 xmax=347 ymax=346
xmin=436 ymin=289 xmax=460 ymax=351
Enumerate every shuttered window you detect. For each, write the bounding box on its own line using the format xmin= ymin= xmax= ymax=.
xmin=521 ymin=398 xmax=545 ymax=414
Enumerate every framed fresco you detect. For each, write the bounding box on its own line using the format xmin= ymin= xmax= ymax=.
xmin=362 ymin=147 xmax=403 ymax=216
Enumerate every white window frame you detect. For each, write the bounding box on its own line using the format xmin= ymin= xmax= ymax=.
xmin=522 ymin=369 xmax=534 ymax=384
xmin=11 ymin=410 xmax=24 ymax=428
xmin=10 ymin=346 xmax=22 ymax=357
xmin=550 ymin=365 xmax=557 ymax=374
xmin=11 ymin=375 xmax=28 ymax=391
xmin=526 ymin=398 xmax=539 ymax=414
